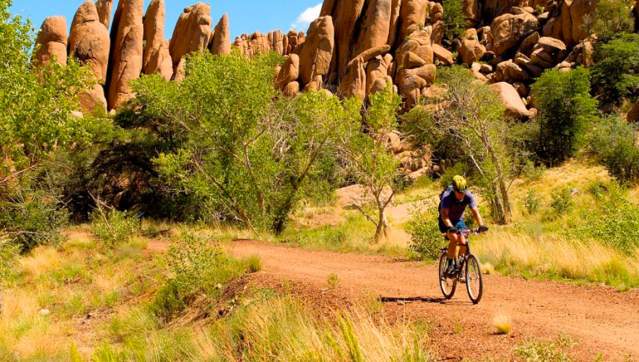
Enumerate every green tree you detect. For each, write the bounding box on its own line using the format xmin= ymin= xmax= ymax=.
xmin=589 ymin=0 xmax=634 ymax=41
xmin=591 ymin=33 xmax=639 ymax=107
xmin=140 ymin=52 xmax=360 ymax=233
xmin=343 ymin=86 xmax=402 ymax=242
xmin=590 ymin=116 xmax=639 ymax=184
xmin=532 ymin=68 xmax=598 ymax=166
xmin=443 ymin=0 xmax=466 ymax=43
xmin=404 ymin=67 xmax=514 ymax=224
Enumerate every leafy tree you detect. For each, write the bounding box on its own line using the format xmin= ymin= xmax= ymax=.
xmin=589 ymin=0 xmax=634 ymax=41
xmin=532 ymin=68 xmax=598 ymax=166
xmin=404 ymin=67 xmax=514 ymax=224
xmin=591 ymin=33 xmax=639 ymax=107
xmin=443 ymin=0 xmax=466 ymax=43
xmin=343 ymin=86 xmax=402 ymax=242
xmin=139 ymin=52 xmax=360 ymax=233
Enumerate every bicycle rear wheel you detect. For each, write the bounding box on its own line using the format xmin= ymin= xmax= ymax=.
xmin=438 ymin=253 xmax=457 ymax=299
xmin=465 ymin=254 xmax=483 ymax=304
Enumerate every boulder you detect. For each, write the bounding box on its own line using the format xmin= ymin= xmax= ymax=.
xmin=338 ymin=57 xmax=367 ymax=101
xmin=354 ymin=0 xmax=393 ymax=57
xmin=399 ymin=0 xmax=429 ymax=39
xmin=366 ymin=55 xmax=393 ymax=95
xmin=210 ymin=14 xmax=231 ymax=55
xmin=298 ymin=16 xmax=335 ymax=88
xmin=495 ymin=59 xmax=529 ymax=82
xmin=169 ymin=3 xmax=212 ymax=73
xmin=142 ymin=0 xmax=172 ymax=80
xmin=490 ymin=11 xmax=539 ymax=55
xmin=95 ymin=0 xmax=113 ymax=28
xmin=276 ymin=54 xmax=300 ymax=90
xmin=464 ymin=0 xmax=481 ymax=26
xmin=518 ymin=31 xmax=540 ymax=56
xmin=69 ymin=0 xmax=110 ymax=112
xmin=107 ymin=0 xmax=144 ymax=110
xmin=396 ymin=28 xmax=434 ymax=72
xmin=324 ymin=0 xmax=366 ymax=79
xmin=396 ymin=64 xmax=437 ymax=108
xmin=490 ymin=82 xmax=532 ymax=118
xmin=432 ymin=44 xmax=455 ymax=65
xmin=460 ymin=28 xmax=486 ymax=65
xmin=387 ymin=0 xmax=403 ymax=46
xmin=34 ymin=16 xmax=67 ymax=66
xmin=283 ymin=81 xmax=300 ymax=97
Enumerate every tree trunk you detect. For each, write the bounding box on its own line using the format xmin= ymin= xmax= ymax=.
xmin=373 ymin=205 xmax=389 ymax=243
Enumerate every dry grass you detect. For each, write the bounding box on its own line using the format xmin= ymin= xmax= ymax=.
xmin=492 ymin=313 xmax=512 ymax=335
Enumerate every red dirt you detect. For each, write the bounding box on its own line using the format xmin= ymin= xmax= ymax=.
xmin=223 ymin=240 xmax=639 ymax=361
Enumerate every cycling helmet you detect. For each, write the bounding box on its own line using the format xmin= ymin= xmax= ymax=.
xmin=452 ymin=175 xmax=468 ymax=192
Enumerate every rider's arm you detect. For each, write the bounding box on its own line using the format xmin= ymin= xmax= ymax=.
xmin=441 ymin=208 xmax=454 ymax=229
xmin=470 ymin=207 xmax=485 ymax=227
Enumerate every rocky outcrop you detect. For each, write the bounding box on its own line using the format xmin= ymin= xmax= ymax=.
xmin=69 ymin=0 xmax=110 ymax=112
xmin=95 ymin=0 xmax=113 ymax=28
xmin=169 ymin=3 xmax=212 ymax=74
xmin=490 ymin=10 xmax=538 ymax=55
xmin=490 ymin=82 xmax=532 ymax=118
xmin=142 ymin=0 xmax=172 ymax=80
xmin=276 ymin=54 xmax=300 ymax=92
xmin=107 ymin=0 xmax=144 ymax=110
xmin=210 ymin=14 xmax=231 ymax=55
xmin=398 ymin=0 xmax=429 ymax=40
xmin=354 ymin=0 xmax=393 ymax=58
xmin=322 ymin=0 xmax=366 ymax=80
xmin=298 ymin=16 xmax=335 ymax=88
xmin=34 ymin=16 xmax=67 ymax=66
xmin=459 ymin=28 xmax=486 ymax=65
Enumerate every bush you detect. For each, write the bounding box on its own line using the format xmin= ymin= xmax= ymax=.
xmin=90 ymin=208 xmax=140 ymax=248
xmin=524 ymin=190 xmax=541 ymax=215
xmin=590 ymin=116 xmax=639 ymax=184
xmin=515 ymin=336 xmax=574 ymax=362
xmin=532 ymin=68 xmax=598 ymax=166
xmin=550 ymin=187 xmax=574 ymax=215
xmin=151 ymin=234 xmax=250 ymax=323
xmin=442 ymin=0 xmax=466 ymax=43
xmin=407 ymin=209 xmax=445 ymax=260
xmin=590 ymin=0 xmax=634 ymax=42
xmin=591 ymin=33 xmax=639 ymax=107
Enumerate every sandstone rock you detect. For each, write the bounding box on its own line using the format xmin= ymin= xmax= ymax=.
xmin=490 ymin=82 xmax=531 ymax=118
xmin=396 ymin=64 xmax=437 ymax=107
xmin=518 ymin=31 xmax=540 ymax=56
xmin=283 ymin=81 xmax=300 ymax=97
xmin=173 ymin=57 xmax=186 ymax=82
xmin=383 ymin=132 xmax=402 ymax=153
xmin=569 ymin=0 xmax=595 ymax=46
xmin=107 ymin=0 xmax=144 ymax=110
xmin=210 ymin=14 xmax=231 ymax=55
xmin=339 ymin=57 xmax=367 ymax=101
xmin=490 ymin=11 xmax=539 ymax=55
xmin=464 ymin=0 xmax=481 ymax=26
xmin=286 ymin=30 xmax=303 ymax=54
xmin=324 ymin=0 xmax=366 ymax=79
xmin=69 ymin=0 xmax=110 ymax=112
xmin=483 ymin=0 xmax=528 ymax=20
xmin=496 ymin=59 xmax=529 ymax=82
xmin=276 ymin=54 xmax=300 ymax=90
xmin=298 ymin=16 xmax=335 ymax=88
xmin=34 ymin=16 xmax=67 ymax=66
xmin=432 ymin=44 xmax=454 ymax=65
xmin=396 ymin=28 xmax=434 ymax=71
xmin=387 ymin=0 xmax=403 ymax=46
xmin=399 ymin=0 xmax=429 ymax=39
xmin=460 ymin=28 xmax=486 ymax=65
xmin=366 ymin=55 xmax=393 ymax=95
xmin=513 ymin=82 xmax=529 ymax=97
xmin=142 ymin=0 xmax=172 ymax=80
xmin=354 ymin=0 xmax=393 ymax=57
xmin=349 ymin=45 xmax=392 ymax=66
xmin=95 ymin=0 xmax=113 ymax=28
xmin=169 ymin=3 xmax=212 ymax=73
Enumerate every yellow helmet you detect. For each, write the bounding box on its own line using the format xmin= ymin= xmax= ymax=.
xmin=452 ymin=175 xmax=468 ymax=192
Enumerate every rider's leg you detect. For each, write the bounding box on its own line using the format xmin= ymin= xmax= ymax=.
xmin=446 ymin=232 xmax=460 ymax=259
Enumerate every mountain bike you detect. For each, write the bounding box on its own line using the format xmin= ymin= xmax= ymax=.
xmin=438 ymin=228 xmax=485 ymax=304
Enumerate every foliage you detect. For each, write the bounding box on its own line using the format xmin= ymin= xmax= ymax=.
xmin=591 ymin=33 xmax=639 ymax=107
xmin=0 ymin=237 xmax=19 ymax=285
xmin=515 ymin=336 xmax=574 ymax=362
xmin=569 ymin=183 xmax=639 ymax=253
xmin=343 ymin=86 xmax=402 ymax=242
xmin=90 ymin=208 xmax=140 ymax=248
xmin=407 ymin=209 xmax=445 ymax=260
xmin=589 ymin=0 xmax=634 ymax=41
xmin=442 ymin=0 xmax=467 ymax=43
xmin=406 ymin=66 xmax=514 ymax=224
xmin=524 ymin=189 xmax=541 ymax=215
xmin=151 ymin=233 xmax=250 ymax=322
xmin=139 ymin=53 xmax=359 ymax=233
xmin=532 ymin=68 xmax=598 ymax=165
xmin=550 ymin=187 xmax=574 ymax=215
xmin=590 ymin=116 xmax=639 ymax=184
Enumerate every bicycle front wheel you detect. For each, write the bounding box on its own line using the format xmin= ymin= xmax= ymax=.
xmin=465 ymin=255 xmax=483 ymax=304
xmin=439 ymin=253 xmax=457 ymax=299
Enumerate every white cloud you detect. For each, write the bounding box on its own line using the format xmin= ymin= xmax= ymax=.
xmin=291 ymin=3 xmax=322 ymax=31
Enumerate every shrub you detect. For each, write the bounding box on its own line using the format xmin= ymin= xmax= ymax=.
xmin=442 ymin=0 xmax=466 ymax=42
xmin=0 ymin=237 xmax=19 ymax=285
xmin=151 ymin=234 xmax=249 ymax=323
xmin=550 ymin=187 xmax=574 ymax=215
xmin=591 ymin=33 xmax=639 ymax=107
xmin=590 ymin=0 xmax=634 ymax=42
xmin=524 ymin=190 xmax=541 ymax=215
xmin=90 ymin=208 xmax=140 ymax=248
xmin=590 ymin=116 xmax=639 ymax=184
xmin=515 ymin=336 xmax=574 ymax=362
xmin=407 ymin=209 xmax=444 ymax=260
xmin=532 ymin=68 xmax=598 ymax=166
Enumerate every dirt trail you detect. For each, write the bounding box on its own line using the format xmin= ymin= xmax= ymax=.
xmin=228 ymin=240 xmax=639 ymax=361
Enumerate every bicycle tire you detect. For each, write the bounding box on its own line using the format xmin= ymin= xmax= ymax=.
xmin=465 ymin=254 xmax=483 ymax=304
xmin=438 ymin=253 xmax=457 ymax=299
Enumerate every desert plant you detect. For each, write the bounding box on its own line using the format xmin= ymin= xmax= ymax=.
xmin=589 ymin=0 xmax=634 ymax=41
xmin=532 ymin=68 xmax=598 ymax=166
xmin=590 ymin=116 xmax=639 ymax=184
xmin=591 ymin=33 xmax=639 ymax=107
xmin=524 ymin=189 xmax=541 ymax=215
xmin=550 ymin=187 xmax=574 ymax=215
xmin=90 ymin=207 xmax=140 ymax=248
xmin=442 ymin=0 xmax=466 ymax=42
xmin=407 ymin=209 xmax=445 ymax=260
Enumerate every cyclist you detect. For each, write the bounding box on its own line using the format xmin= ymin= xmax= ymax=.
xmin=439 ymin=175 xmax=488 ymax=276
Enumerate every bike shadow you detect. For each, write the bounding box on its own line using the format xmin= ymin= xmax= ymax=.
xmin=379 ymin=296 xmax=450 ymax=304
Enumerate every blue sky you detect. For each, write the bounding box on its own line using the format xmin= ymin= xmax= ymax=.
xmin=10 ymin=0 xmax=322 ymax=39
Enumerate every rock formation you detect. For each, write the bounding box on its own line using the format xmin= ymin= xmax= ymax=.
xmin=169 ymin=3 xmax=212 ymax=75
xmin=107 ymin=0 xmax=144 ymax=110
xmin=298 ymin=16 xmax=335 ymax=89
xmin=210 ymin=14 xmax=231 ymax=55
xmin=96 ymin=0 xmax=113 ymax=28
xmin=68 ymin=0 xmax=110 ymax=112
xmin=34 ymin=16 xmax=67 ymax=66
xmin=142 ymin=0 xmax=173 ymax=80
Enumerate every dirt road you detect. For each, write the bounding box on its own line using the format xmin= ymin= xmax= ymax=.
xmin=228 ymin=240 xmax=639 ymax=361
